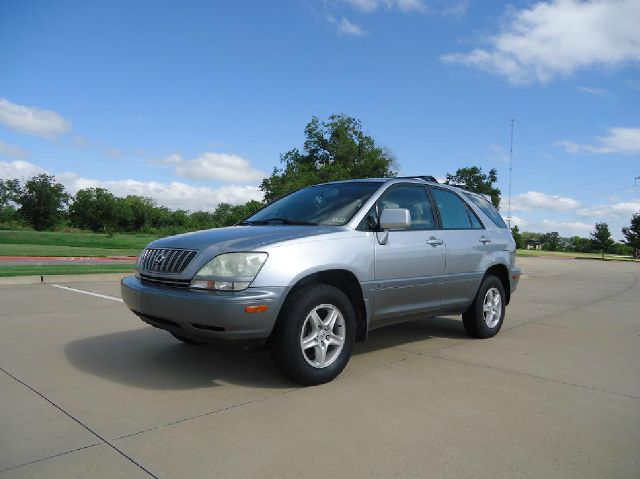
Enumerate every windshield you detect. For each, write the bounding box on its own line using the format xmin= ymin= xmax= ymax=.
xmin=243 ymin=182 xmax=381 ymax=226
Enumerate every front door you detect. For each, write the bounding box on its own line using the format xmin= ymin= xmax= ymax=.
xmin=373 ymin=185 xmax=446 ymax=322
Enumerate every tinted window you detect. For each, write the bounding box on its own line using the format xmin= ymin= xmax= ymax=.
xmin=431 ymin=188 xmax=476 ymax=229
xmin=464 ymin=192 xmax=508 ymax=229
xmin=245 ymin=182 xmax=380 ymax=226
xmin=378 ymin=185 xmax=435 ymax=230
xmin=468 ymin=207 xmax=483 ymax=229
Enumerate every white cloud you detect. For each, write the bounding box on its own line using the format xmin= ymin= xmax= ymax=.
xmin=511 ymin=191 xmax=580 ymax=212
xmin=0 ymin=160 xmax=45 ymax=179
xmin=0 ymin=140 xmax=26 ymax=159
xmin=344 ymin=0 xmax=427 ymax=13
xmin=577 ymin=200 xmax=640 ymax=219
xmin=539 ymin=219 xmax=594 ymax=234
xmin=505 ymin=215 xmax=527 ymax=227
xmin=0 ymin=160 xmax=262 ymax=211
xmin=0 ymin=98 xmax=71 ymax=138
xmin=338 ymin=17 xmax=366 ymax=36
xmin=488 ymin=144 xmax=509 ymax=163
xmin=558 ymin=127 xmax=640 ymax=155
xmin=58 ymin=172 xmax=262 ymax=211
xmin=578 ymin=86 xmax=610 ymax=97
xmin=152 ymin=152 xmax=265 ymax=183
xmin=441 ymin=0 xmax=469 ymax=17
xmin=441 ymin=0 xmax=640 ymax=84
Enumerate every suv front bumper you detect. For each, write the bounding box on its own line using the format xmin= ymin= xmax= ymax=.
xmin=120 ymin=276 xmax=286 ymax=347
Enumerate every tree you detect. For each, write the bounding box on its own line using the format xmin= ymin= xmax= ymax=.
xmin=69 ymin=188 xmax=118 ymax=232
xmin=511 ymin=225 xmax=523 ymax=249
xmin=260 ymin=115 xmax=397 ymax=202
xmin=16 ymin=174 xmax=69 ymax=230
xmin=590 ymin=222 xmax=614 ymax=260
xmin=568 ymin=235 xmax=592 ymax=253
xmin=445 ymin=166 xmax=501 ymax=208
xmin=541 ymin=231 xmax=560 ymax=251
xmin=0 ymin=179 xmax=20 ymax=207
xmin=0 ymin=179 xmax=20 ymax=224
xmin=115 ymin=195 xmax=156 ymax=232
xmin=622 ymin=212 xmax=640 ymax=258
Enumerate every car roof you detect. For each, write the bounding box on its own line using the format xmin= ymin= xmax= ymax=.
xmin=321 ymin=177 xmax=463 ymax=193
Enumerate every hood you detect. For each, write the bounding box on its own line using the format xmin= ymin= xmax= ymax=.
xmin=149 ymin=225 xmax=343 ymax=252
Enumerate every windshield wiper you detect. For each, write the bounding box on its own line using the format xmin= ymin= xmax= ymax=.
xmin=239 ymin=218 xmax=318 ymax=226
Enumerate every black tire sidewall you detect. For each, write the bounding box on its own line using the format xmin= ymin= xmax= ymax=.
xmin=270 ymin=284 xmax=356 ymax=385
xmin=471 ymin=276 xmax=506 ymax=338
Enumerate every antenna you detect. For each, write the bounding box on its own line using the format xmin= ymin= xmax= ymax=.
xmin=507 ymin=119 xmax=515 ymax=228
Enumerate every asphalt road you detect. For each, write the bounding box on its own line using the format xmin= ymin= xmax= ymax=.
xmin=1 ymin=257 xmax=639 ymax=478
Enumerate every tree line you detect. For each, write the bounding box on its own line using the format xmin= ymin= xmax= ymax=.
xmin=2 ymin=112 xmax=636 ymax=257
xmin=0 ymin=115 xmax=398 ymax=234
xmin=511 ymin=220 xmax=640 ymax=258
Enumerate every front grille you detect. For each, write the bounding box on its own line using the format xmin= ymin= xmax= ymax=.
xmin=139 ymin=248 xmax=197 ymax=274
xmin=140 ymin=273 xmax=191 ymax=289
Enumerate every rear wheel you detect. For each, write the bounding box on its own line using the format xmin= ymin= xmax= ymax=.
xmin=462 ymin=275 xmax=506 ymax=338
xmin=171 ymin=332 xmax=204 ymax=345
xmin=269 ymin=284 xmax=355 ymax=385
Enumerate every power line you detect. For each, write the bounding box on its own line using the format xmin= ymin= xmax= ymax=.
xmin=572 ymin=184 xmax=637 ymax=202
xmin=549 ymin=168 xmax=640 ymax=195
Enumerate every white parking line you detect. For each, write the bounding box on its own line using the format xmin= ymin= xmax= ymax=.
xmin=50 ymin=284 xmax=123 ymax=303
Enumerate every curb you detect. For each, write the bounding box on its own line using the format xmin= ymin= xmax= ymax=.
xmin=0 ymin=272 xmax=132 ymax=286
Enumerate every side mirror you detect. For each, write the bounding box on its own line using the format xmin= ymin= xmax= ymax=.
xmin=379 ymin=208 xmax=411 ymax=230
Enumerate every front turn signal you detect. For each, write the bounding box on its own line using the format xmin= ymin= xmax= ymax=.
xmin=245 ymin=305 xmax=269 ymax=313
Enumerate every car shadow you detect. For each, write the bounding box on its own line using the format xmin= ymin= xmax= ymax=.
xmin=64 ymin=316 xmax=469 ymax=391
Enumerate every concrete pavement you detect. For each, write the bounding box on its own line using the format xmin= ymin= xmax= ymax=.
xmin=1 ymin=257 xmax=639 ymax=478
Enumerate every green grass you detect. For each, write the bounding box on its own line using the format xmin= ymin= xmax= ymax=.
xmin=0 ymin=264 xmax=135 ymax=277
xmin=0 ymin=243 xmax=142 ymax=257
xmin=517 ymin=249 xmax=638 ymax=262
xmin=0 ymin=230 xmax=159 ymax=257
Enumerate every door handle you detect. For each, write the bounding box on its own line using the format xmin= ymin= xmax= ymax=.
xmin=426 ymin=237 xmax=444 ymax=246
xmin=479 ymin=236 xmax=492 ymax=244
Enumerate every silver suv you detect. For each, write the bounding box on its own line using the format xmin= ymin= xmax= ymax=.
xmin=122 ymin=177 xmax=521 ymax=385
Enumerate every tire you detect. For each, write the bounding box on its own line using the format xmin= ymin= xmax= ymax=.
xmin=462 ymin=275 xmax=506 ymax=339
xmin=171 ymin=332 xmax=204 ymax=345
xmin=269 ymin=284 xmax=356 ymax=386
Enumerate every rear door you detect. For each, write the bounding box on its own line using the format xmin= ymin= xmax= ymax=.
xmin=373 ymin=185 xmax=446 ymax=321
xmin=429 ymin=187 xmax=486 ymax=312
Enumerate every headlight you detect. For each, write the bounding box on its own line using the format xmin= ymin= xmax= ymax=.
xmin=190 ymin=252 xmax=268 ymax=291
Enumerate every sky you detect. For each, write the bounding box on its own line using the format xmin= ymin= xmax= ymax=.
xmin=0 ymin=0 xmax=639 ymax=239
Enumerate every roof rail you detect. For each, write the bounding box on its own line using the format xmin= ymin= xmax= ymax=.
xmin=392 ymin=175 xmax=438 ymax=183
xmin=449 ymin=183 xmax=472 ymax=191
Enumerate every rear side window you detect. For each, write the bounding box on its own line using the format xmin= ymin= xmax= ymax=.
xmin=431 ymin=188 xmax=482 ymax=230
xmin=378 ymin=185 xmax=435 ymax=230
xmin=464 ymin=193 xmax=508 ymax=229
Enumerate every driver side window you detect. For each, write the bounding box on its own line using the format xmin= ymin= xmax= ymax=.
xmin=378 ymin=185 xmax=435 ymax=231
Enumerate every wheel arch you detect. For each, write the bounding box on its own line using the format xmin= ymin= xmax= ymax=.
xmin=277 ymin=269 xmax=369 ymax=342
xmin=484 ymin=263 xmax=511 ymax=305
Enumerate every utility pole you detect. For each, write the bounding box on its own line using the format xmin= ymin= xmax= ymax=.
xmin=507 ymin=119 xmax=514 ymax=228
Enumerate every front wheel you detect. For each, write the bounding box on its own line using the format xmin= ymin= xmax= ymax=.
xmin=462 ymin=275 xmax=506 ymax=338
xmin=269 ymin=284 xmax=355 ymax=385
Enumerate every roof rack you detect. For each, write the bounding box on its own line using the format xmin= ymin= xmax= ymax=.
xmin=449 ymin=183 xmax=472 ymax=191
xmin=392 ymin=175 xmax=438 ymax=183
